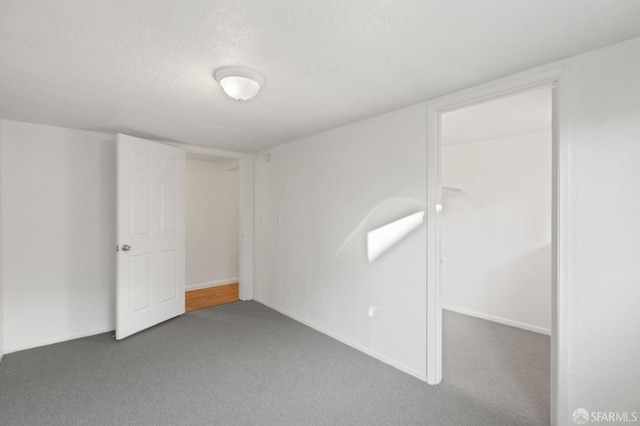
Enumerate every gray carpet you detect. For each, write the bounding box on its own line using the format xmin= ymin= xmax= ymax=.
xmin=443 ymin=310 xmax=550 ymax=424
xmin=0 ymin=301 xmax=548 ymax=425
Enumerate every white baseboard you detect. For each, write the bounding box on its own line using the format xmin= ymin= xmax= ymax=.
xmin=442 ymin=304 xmax=551 ymax=335
xmin=254 ymin=297 xmax=427 ymax=382
xmin=185 ymin=278 xmax=239 ymax=292
xmin=5 ymin=326 xmax=115 ymax=354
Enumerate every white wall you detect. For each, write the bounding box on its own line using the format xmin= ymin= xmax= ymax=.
xmin=0 ymin=120 xmax=116 ymax=353
xmin=185 ymin=159 xmax=239 ymax=290
xmin=253 ymin=36 xmax=640 ymax=418
xmin=566 ymin=37 xmax=640 ymax=416
xmin=254 ymin=105 xmax=427 ymax=379
xmin=441 ymin=131 xmax=552 ymax=334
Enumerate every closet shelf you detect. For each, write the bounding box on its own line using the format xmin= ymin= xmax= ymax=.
xmin=443 ymin=186 xmax=463 ymax=193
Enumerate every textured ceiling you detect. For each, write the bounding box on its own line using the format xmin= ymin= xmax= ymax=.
xmin=1 ymin=1 xmax=640 ymax=152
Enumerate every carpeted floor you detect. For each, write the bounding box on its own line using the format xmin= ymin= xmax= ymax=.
xmin=0 ymin=301 xmax=549 ymax=425
xmin=443 ymin=309 xmax=550 ymax=424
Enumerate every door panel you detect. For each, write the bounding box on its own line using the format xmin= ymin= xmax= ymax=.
xmin=130 ymin=180 xmax=152 ymax=235
xmin=130 ymin=254 xmax=152 ymax=313
xmin=117 ymin=134 xmax=185 ymax=340
xmin=160 ymin=183 xmax=178 ymax=233
xmin=160 ymin=250 xmax=178 ymax=303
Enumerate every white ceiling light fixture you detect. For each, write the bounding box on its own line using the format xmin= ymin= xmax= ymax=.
xmin=214 ymin=67 xmax=264 ymax=101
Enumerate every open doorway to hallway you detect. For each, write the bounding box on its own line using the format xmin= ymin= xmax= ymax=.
xmin=185 ymin=153 xmax=241 ymax=312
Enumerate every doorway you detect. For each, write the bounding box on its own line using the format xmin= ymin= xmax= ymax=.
xmin=185 ymin=153 xmax=241 ymax=312
xmin=440 ymin=87 xmax=552 ymax=422
xmin=115 ymin=136 xmax=254 ymax=339
xmin=426 ymin=68 xmax=570 ymax=425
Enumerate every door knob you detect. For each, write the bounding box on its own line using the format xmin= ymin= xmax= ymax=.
xmin=121 ymin=244 xmax=131 ymax=252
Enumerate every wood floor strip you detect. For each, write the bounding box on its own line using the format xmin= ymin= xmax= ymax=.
xmin=185 ymin=283 xmax=239 ymax=313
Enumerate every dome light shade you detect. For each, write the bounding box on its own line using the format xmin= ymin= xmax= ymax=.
xmin=215 ymin=67 xmax=264 ymax=101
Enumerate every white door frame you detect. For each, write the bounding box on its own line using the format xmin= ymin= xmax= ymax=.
xmin=178 ymin=144 xmax=254 ymax=301
xmin=425 ymin=66 xmax=570 ymax=426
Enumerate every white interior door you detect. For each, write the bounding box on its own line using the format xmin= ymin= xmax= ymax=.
xmin=116 ymin=134 xmax=185 ymax=340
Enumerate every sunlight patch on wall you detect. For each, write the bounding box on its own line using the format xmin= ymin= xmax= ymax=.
xmin=367 ymin=211 xmax=425 ymax=262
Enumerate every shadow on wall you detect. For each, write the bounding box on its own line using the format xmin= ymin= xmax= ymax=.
xmin=367 ymin=211 xmax=425 ymax=262
xmin=333 ymin=197 xmax=426 ymax=262
xmin=302 ymin=196 xmax=427 ymax=370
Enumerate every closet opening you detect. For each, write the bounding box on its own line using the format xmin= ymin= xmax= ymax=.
xmin=439 ymin=86 xmax=553 ymax=423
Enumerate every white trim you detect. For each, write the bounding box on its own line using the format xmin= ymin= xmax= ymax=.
xmin=552 ymin=69 xmax=571 ymax=426
xmin=175 ymin=143 xmax=247 ymax=160
xmin=425 ymin=66 xmax=570 ymax=426
xmin=185 ymin=278 xmax=239 ymax=292
xmin=426 ymin=103 xmax=443 ymax=385
xmin=238 ymin=156 xmax=255 ymax=301
xmin=425 ymin=66 xmax=566 ymax=113
xmin=4 ymin=326 xmax=114 ymax=354
xmin=442 ymin=305 xmax=551 ymax=335
xmin=255 ymin=298 xmax=426 ymax=382
xmin=0 ymin=120 xmax=4 ymax=361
